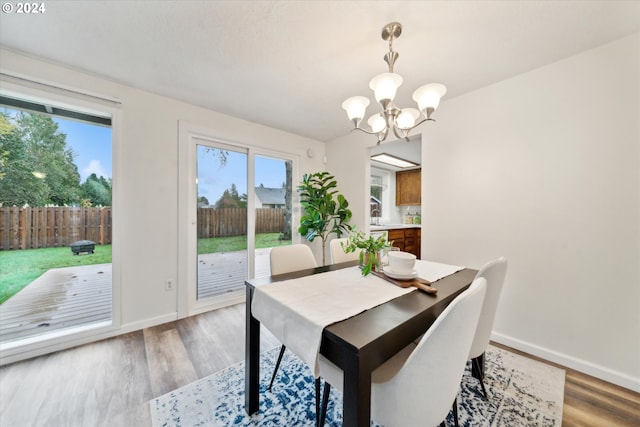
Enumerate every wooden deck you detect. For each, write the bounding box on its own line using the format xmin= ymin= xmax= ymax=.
xmin=0 ymin=263 xmax=112 ymax=343
xmin=196 ymin=248 xmax=271 ymax=299
xmin=0 ymin=249 xmax=273 ymax=343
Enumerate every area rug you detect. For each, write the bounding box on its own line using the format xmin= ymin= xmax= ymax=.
xmin=149 ymin=345 xmax=564 ymax=427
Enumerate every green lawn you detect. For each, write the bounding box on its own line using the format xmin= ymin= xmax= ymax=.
xmin=0 ymin=233 xmax=291 ymax=304
xmin=197 ymin=233 xmax=291 ymax=253
xmin=0 ymin=244 xmax=112 ymax=304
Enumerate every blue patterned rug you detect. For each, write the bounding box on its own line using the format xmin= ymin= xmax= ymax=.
xmin=150 ymin=345 xmax=564 ymax=426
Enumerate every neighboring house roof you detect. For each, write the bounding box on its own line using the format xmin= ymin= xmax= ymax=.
xmin=255 ymin=187 xmax=285 ymax=206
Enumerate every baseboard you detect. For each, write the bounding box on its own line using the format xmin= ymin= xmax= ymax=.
xmin=492 ymin=332 xmax=640 ymax=393
xmin=118 ymin=312 xmax=178 ymax=335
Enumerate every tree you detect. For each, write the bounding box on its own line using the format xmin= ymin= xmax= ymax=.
xmin=0 ymin=111 xmax=80 ymax=206
xmin=80 ymin=173 xmax=112 ymax=206
xmin=0 ymin=112 xmax=49 ymax=205
xmin=281 ymin=160 xmax=292 ymax=240
xmin=214 ymin=183 xmax=247 ymax=208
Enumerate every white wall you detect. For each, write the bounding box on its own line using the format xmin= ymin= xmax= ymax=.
xmin=1 ymin=47 xmax=327 ymax=362
xmin=326 ymin=34 xmax=640 ymax=391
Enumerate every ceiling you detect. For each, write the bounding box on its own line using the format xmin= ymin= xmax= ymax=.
xmin=1 ymin=1 xmax=638 ymax=142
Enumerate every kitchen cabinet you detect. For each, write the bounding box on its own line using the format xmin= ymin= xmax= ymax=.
xmin=387 ymin=227 xmax=420 ymax=258
xmin=396 ymin=168 xmax=421 ymax=206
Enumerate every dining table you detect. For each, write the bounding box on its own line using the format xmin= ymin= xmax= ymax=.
xmin=245 ymin=259 xmax=478 ymax=427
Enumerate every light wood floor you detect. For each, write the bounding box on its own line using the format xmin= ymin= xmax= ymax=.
xmin=1 ymin=303 xmax=638 ymax=427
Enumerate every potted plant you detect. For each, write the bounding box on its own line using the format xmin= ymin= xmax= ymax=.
xmin=298 ymin=172 xmax=352 ymax=266
xmin=342 ymin=229 xmax=392 ymax=276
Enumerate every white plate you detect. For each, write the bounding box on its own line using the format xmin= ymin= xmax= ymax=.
xmin=383 ymin=266 xmax=417 ymax=281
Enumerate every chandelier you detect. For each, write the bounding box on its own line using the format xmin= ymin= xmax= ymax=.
xmin=341 ymin=22 xmax=446 ymax=144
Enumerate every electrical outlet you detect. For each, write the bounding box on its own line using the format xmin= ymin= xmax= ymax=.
xmin=165 ymin=279 xmax=174 ymax=291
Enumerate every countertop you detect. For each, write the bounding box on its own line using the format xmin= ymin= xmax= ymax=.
xmin=370 ymin=224 xmax=421 ymax=231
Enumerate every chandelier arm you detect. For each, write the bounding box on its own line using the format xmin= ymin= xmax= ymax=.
xmin=351 ymin=126 xmax=379 ymax=136
xmin=405 ymin=117 xmax=435 ymax=133
xmin=391 ymin=124 xmax=407 ymax=142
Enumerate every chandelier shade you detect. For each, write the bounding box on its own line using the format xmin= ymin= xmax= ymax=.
xmin=341 ymin=96 xmax=370 ymax=123
xmin=396 ymin=108 xmax=420 ymax=130
xmin=342 ymin=22 xmax=446 ymax=144
xmin=367 ymin=114 xmax=387 ymax=133
xmin=369 ymin=73 xmax=403 ymax=103
xmin=413 ymin=83 xmax=447 ymax=118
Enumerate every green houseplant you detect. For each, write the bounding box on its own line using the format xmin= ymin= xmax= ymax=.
xmin=342 ymin=229 xmax=392 ymax=276
xmin=298 ymin=172 xmax=352 ymax=266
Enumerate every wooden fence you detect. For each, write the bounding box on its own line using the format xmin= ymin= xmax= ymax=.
xmin=197 ymin=207 xmax=285 ymax=238
xmin=0 ymin=207 xmax=285 ymax=250
xmin=0 ymin=207 xmax=112 ymax=250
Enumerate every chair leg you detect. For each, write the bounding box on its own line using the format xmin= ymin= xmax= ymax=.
xmin=268 ymin=345 xmax=287 ymax=391
xmin=452 ymin=397 xmax=459 ymax=427
xmin=319 ymin=381 xmax=331 ymax=427
xmin=471 ymin=353 xmax=488 ymax=398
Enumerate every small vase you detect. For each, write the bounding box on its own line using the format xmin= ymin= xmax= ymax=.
xmin=362 ymin=252 xmax=382 ymax=273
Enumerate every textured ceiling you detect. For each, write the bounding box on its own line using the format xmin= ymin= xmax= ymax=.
xmin=1 ymin=1 xmax=639 ymax=142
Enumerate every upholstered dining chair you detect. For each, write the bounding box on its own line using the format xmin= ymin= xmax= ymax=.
xmin=318 ymin=277 xmax=487 ymax=427
xmin=269 ymin=243 xmax=318 ymax=277
xmin=329 ymin=238 xmax=360 ymax=264
xmin=267 ymin=243 xmax=321 ymax=424
xmin=268 ymin=244 xmax=318 ymax=390
xmin=468 ymin=256 xmax=508 ymax=398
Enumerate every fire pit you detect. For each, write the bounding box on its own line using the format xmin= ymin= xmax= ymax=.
xmin=70 ymin=240 xmax=96 ymax=255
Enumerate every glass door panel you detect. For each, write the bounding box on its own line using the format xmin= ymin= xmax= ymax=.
xmin=253 ymin=155 xmax=293 ymax=278
xmin=196 ymin=144 xmax=247 ymax=300
xmin=0 ymin=103 xmax=113 ymax=344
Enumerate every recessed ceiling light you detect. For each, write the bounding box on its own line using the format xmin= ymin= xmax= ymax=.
xmin=370 ymin=153 xmax=418 ymax=168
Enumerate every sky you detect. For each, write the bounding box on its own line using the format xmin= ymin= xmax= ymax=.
xmin=197 ymin=147 xmax=287 ymax=204
xmin=53 ymin=116 xmax=112 ymax=182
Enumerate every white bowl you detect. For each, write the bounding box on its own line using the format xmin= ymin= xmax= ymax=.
xmin=388 ymin=251 xmax=416 ymax=274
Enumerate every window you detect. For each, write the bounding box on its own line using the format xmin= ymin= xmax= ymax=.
xmin=371 ymin=172 xmax=383 ymax=221
xmin=0 ymin=90 xmax=116 ymax=358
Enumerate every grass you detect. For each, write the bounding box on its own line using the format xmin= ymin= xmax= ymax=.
xmin=197 ymin=232 xmax=291 ymax=253
xmin=0 ymin=233 xmax=291 ymax=304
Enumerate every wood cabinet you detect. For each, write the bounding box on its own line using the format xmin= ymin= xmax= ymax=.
xmin=396 ymin=168 xmax=421 ymax=206
xmin=387 ymin=227 xmax=420 ymax=258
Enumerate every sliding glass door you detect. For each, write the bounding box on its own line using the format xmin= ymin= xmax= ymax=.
xmin=181 ymin=128 xmax=295 ymax=315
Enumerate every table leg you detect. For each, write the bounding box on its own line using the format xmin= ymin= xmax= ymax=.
xmin=342 ymin=354 xmax=371 ymax=427
xmin=245 ymin=284 xmax=260 ymax=415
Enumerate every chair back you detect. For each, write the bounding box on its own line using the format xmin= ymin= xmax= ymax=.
xmin=371 ymin=277 xmax=487 ymax=427
xmin=468 ymin=256 xmax=508 ymax=359
xmin=329 ymin=238 xmax=360 ymax=264
xmin=269 ymin=244 xmax=318 ymax=275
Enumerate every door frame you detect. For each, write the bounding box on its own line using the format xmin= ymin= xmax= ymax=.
xmin=177 ymin=121 xmax=299 ymax=318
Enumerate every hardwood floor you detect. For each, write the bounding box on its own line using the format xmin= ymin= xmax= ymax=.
xmin=1 ymin=303 xmax=638 ymax=426
xmin=491 ymin=342 xmax=640 ymax=426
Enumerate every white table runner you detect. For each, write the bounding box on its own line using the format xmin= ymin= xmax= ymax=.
xmin=252 ymin=261 xmax=464 ymax=377
xmin=416 ymin=260 xmax=464 ymax=282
